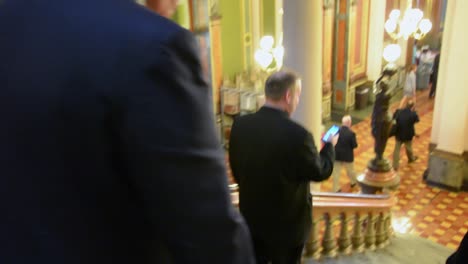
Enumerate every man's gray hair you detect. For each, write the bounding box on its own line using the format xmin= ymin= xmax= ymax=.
xmin=264 ymin=70 xmax=300 ymax=101
xmin=342 ymin=115 xmax=352 ymax=126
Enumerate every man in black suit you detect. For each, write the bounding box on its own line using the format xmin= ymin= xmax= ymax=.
xmin=332 ymin=115 xmax=358 ymax=192
xmin=392 ymin=100 xmax=420 ymax=170
xmin=447 ymin=231 xmax=468 ymax=264
xmin=0 ymin=0 xmax=254 ymax=263
xmin=429 ymin=53 xmax=440 ymax=98
xmin=229 ymin=70 xmax=337 ymax=264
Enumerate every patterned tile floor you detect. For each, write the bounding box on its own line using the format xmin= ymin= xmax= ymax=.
xmin=225 ymin=88 xmax=467 ymax=250
xmin=319 ymin=89 xmax=468 ymax=250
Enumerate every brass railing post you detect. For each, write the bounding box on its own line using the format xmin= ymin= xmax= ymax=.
xmin=352 ymin=213 xmax=365 ymax=252
xmin=338 ymin=213 xmax=352 ymax=254
xmin=384 ymin=213 xmax=393 ymax=242
xmin=322 ymin=213 xmax=337 ymax=257
xmin=365 ymin=212 xmax=376 ymax=250
xmin=304 ymin=216 xmax=321 ymax=259
xmin=375 ymin=213 xmax=386 ymax=248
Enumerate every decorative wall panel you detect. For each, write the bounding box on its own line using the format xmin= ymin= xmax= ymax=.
xmin=349 ymin=0 xmax=369 ymax=84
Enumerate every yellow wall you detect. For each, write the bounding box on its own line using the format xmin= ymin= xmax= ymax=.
xmin=262 ymin=0 xmax=275 ymax=37
xmin=172 ymin=0 xmax=190 ymax=30
xmin=219 ymin=0 xmax=244 ymax=79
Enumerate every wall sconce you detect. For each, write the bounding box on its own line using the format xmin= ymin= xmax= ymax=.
xmin=254 ymin=36 xmax=284 ymax=72
xmin=385 ymin=8 xmax=432 ymax=40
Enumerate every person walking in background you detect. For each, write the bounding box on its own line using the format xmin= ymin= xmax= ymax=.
xmin=0 ymin=0 xmax=255 ymax=263
xmin=399 ymin=64 xmax=417 ymax=109
xmin=392 ymin=101 xmax=420 ymax=171
xmin=229 ymin=70 xmax=337 ymax=264
xmin=332 ymin=115 xmax=358 ymax=192
xmin=429 ymin=52 xmax=440 ymax=98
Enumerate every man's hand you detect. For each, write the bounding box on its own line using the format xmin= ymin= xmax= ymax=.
xmin=330 ymin=134 xmax=339 ymax=147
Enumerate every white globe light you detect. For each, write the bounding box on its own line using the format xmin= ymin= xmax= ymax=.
xmin=259 ymin=36 xmax=274 ymax=51
xmin=383 ymin=44 xmax=401 ymax=63
xmin=272 ymin=46 xmax=284 ymax=69
xmin=255 ymin=50 xmax=273 ymax=69
xmin=419 ymin=19 xmax=432 ymax=34
xmin=385 ymin=20 xmax=397 ymax=34
xmin=272 ymin=46 xmax=284 ymax=61
xmin=400 ymin=19 xmax=417 ymax=39
xmin=412 ymin=8 xmax=424 ymax=22
xmin=389 ymin=9 xmax=401 ymax=21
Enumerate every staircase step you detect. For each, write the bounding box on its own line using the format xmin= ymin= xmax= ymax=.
xmin=304 ymin=233 xmax=454 ymax=264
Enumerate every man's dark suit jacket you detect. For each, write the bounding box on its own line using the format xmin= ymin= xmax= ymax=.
xmin=447 ymin=231 xmax=468 ymax=264
xmin=0 ymin=0 xmax=254 ymax=263
xmin=394 ymin=108 xmax=420 ymax=142
xmin=229 ymin=106 xmax=335 ymax=247
xmin=334 ymin=126 xmax=358 ymax=162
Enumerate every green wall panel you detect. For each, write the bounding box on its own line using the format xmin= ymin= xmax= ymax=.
xmin=219 ymin=0 xmax=244 ymax=79
xmin=262 ymin=0 xmax=276 ymax=37
xmin=172 ymin=0 xmax=190 ymax=29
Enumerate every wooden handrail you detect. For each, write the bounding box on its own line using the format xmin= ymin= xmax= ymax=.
xmin=312 ymin=192 xmax=396 ymax=210
xmin=230 ymin=185 xmax=396 ymax=209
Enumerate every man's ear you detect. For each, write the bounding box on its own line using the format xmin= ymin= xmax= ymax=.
xmin=285 ymin=89 xmax=292 ymax=104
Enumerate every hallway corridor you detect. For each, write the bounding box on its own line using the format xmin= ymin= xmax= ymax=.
xmin=321 ymin=89 xmax=468 ymax=250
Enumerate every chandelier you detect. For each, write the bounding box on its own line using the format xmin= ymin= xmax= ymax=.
xmin=254 ymin=36 xmax=284 ymax=72
xmin=384 ymin=8 xmax=432 ymax=40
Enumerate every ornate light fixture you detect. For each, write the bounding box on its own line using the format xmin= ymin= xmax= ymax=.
xmin=384 ymin=8 xmax=432 ymax=40
xmin=382 ymin=44 xmax=402 ymax=63
xmin=254 ymin=36 xmax=284 ymax=72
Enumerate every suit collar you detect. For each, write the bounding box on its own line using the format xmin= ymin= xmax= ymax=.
xmin=258 ymin=106 xmax=289 ymax=117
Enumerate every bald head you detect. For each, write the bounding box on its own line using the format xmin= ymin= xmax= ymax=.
xmin=342 ymin=115 xmax=352 ymax=127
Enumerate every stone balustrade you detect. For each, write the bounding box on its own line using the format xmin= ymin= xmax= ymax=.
xmin=230 ymin=185 xmax=396 ymax=260
xmin=305 ymin=192 xmax=395 ymax=259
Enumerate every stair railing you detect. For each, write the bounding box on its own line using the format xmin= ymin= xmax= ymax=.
xmin=229 ymin=185 xmax=396 ymax=260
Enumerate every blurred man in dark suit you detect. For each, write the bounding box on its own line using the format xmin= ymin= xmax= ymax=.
xmin=392 ymin=100 xmax=420 ymax=170
xmin=447 ymin=231 xmax=468 ymax=264
xmin=0 ymin=0 xmax=254 ymax=263
xmin=332 ymin=115 xmax=358 ymax=192
xmin=229 ymin=70 xmax=337 ymax=264
xmin=429 ymin=53 xmax=440 ymax=98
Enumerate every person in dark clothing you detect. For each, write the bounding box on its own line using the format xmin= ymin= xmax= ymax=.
xmin=392 ymin=100 xmax=420 ymax=170
xmin=332 ymin=115 xmax=358 ymax=192
xmin=229 ymin=70 xmax=337 ymax=264
xmin=446 ymin=231 xmax=468 ymax=264
xmin=430 ymin=53 xmax=440 ymax=98
xmin=371 ymin=80 xmax=393 ymax=165
xmin=0 ymin=0 xmax=254 ymax=263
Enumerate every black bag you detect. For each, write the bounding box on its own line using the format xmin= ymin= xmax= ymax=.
xmin=389 ymin=110 xmax=400 ymax=137
xmin=389 ymin=120 xmax=398 ymax=137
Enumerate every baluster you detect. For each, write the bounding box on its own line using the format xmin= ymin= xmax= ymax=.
xmin=375 ymin=212 xmax=386 ymax=248
xmin=365 ymin=212 xmax=376 ymax=250
xmin=351 ymin=213 xmax=365 ymax=252
xmin=338 ymin=212 xmax=351 ymax=254
xmin=321 ymin=213 xmax=337 ymax=257
xmin=304 ymin=217 xmax=321 ymax=259
xmin=389 ymin=213 xmax=394 ymax=237
xmin=384 ymin=213 xmax=393 ymax=242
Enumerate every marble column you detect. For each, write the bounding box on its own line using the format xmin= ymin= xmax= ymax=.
xmin=366 ymin=0 xmax=386 ymax=103
xmin=283 ymin=0 xmax=323 ymax=146
xmin=366 ymin=0 xmax=386 ymax=82
xmin=283 ymin=0 xmax=323 ymax=191
xmin=427 ymin=0 xmax=468 ymax=190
